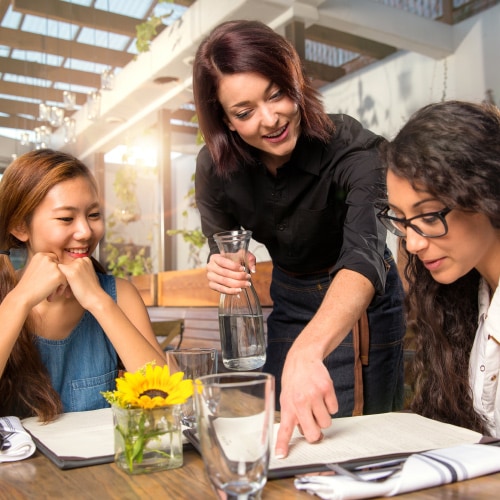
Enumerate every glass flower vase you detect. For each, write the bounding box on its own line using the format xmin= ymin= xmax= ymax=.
xmin=112 ymin=405 xmax=183 ymax=475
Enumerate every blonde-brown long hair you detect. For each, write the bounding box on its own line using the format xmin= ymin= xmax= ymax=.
xmin=0 ymin=149 xmax=101 ymax=421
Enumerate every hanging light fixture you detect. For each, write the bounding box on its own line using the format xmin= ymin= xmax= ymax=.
xmin=20 ymin=132 xmax=30 ymax=146
xmin=35 ymin=126 xmax=51 ymax=149
xmin=101 ymin=67 xmax=115 ymax=90
xmin=38 ymin=102 xmax=50 ymax=121
xmin=33 ymin=127 xmax=41 ymax=146
xmin=63 ymin=90 xmax=76 ymax=110
xmin=87 ymin=91 xmax=101 ymax=121
xmin=100 ymin=1 xmax=114 ymax=91
xmin=50 ymin=107 xmax=64 ymax=128
xmin=63 ymin=117 xmax=76 ymax=144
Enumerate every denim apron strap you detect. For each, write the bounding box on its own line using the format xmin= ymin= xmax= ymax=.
xmin=352 ymin=310 xmax=370 ymax=416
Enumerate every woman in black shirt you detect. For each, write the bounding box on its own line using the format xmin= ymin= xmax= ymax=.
xmin=193 ymin=20 xmax=405 ymax=458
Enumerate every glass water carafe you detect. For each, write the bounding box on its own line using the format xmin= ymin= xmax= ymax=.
xmin=213 ymin=230 xmax=266 ymax=371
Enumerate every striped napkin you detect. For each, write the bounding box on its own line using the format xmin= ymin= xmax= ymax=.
xmin=295 ymin=443 xmax=500 ymax=500
xmin=0 ymin=416 xmax=36 ymax=462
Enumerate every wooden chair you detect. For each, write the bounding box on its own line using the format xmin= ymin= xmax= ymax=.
xmin=151 ymin=320 xmax=184 ymax=351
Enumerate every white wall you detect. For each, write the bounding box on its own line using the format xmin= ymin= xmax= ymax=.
xmin=321 ymin=4 xmax=500 ymax=139
xmin=171 ymin=152 xmax=209 ymax=270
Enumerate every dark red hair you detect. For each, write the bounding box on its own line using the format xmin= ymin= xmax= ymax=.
xmin=193 ymin=20 xmax=334 ymax=176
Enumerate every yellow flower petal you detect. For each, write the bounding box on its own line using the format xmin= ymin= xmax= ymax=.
xmin=102 ymin=362 xmax=193 ymax=409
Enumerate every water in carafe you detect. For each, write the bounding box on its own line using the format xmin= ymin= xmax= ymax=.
xmin=214 ymin=230 xmax=266 ymax=370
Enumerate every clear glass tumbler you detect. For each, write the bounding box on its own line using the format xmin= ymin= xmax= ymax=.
xmin=213 ymin=230 xmax=266 ymax=371
xmin=166 ymin=348 xmax=218 ymax=428
xmin=194 ymin=372 xmax=275 ymax=499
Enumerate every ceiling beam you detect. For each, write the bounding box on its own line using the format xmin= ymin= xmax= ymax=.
xmin=285 ymin=21 xmax=345 ymax=83
xmin=303 ymin=60 xmax=345 ymax=82
xmin=0 ymin=80 xmax=87 ymax=105
xmin=12 ymin=0 xmax=198 ymax=37
xmin=0 ymin=106 xmax=198 ymax=135
xmin=0 ymin=0 xmax=9 ymax=18
xmin=12 ymin=0 xmax=140 ymax=37
xmin=168 ymin=0 xmax=197 ymax=6
xmin=0 ymin=27 xmax=133 ymax=68
xmin=0 ymin=96 xmax=39 ymax=117
xmin=0 ymin=96 xmax=78 ymax=120
xmin=170 ymin=107 xmax=196 ymax=123
xmin=305 ymin=25 xmax=396 ymax=60
xmin=0 ymin=114 xmax=38 ymax=130
xmin=0 ymin=56 xmax=100 ymax=89
xmin=0 ymin=112 xmax=196 ymax=136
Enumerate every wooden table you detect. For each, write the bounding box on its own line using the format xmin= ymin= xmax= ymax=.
xmin=1 ymin=446 xmax=500 ymax=499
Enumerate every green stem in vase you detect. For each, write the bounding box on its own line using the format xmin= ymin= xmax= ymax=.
xmin=116 ymin=411 xmax=177 ymax=472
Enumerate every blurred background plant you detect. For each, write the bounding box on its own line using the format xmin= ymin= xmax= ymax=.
xmin=135 ymin=0 xmax=175 ymax=53
xmin=103 ymin=163 xmax=153 ymax=278
xmin=166 ymin=173 xmax=207 ymax=269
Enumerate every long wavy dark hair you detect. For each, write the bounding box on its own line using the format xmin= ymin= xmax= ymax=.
xmin=192 ymin=19 xmax=335 ymax=177
xmin=0 ymin=148 xmax=105 ymax=421
xmin=380 ymin=100 xmax=500 ymax=434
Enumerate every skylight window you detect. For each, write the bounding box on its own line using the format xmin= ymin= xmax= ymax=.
xmin=61 ymin=0 xmax=92 ymax=7
xmin=3 ymin=74 xmax=52 ymax=87
xmin=77 ymin=27 xmax=130 ymax=50
xmin=94 ymin=0 xmax=155 ymax=19
xmin=22 ymin=14 xmax=78 ymax=40
xmin=64 ymin=57 xmax=109 ymax=74
xmin=11 ymin=50 xmax=63 ymax=67
xmin=54 ymin=81 xmax=96 ymax=95
xmin=1 ymin=5 xmax=21 ymax=29
xmin=0 ymin=94 xmax=39 ymax=104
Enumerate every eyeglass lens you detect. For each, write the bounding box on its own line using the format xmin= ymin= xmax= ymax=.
xmin=383 ymin=210 xmax=448 ymax=237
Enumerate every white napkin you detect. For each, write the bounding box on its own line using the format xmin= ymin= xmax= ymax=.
xmin=0 ymin=416 xmax=36 ymax=462
xmin=294 ymin=443 xmax=500 ymax=500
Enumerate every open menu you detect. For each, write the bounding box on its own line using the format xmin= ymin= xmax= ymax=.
xmin=22 ymin=408 xmax=115 ymax=469
xmin=184 ymin=412 xmax=484 ymax=479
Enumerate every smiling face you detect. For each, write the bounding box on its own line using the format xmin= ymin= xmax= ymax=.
xmin=14 ymin=176 xmax=104 ymax=264
xmin=386 ymin=170 xmax=500 ymax=288
xmin=217 ymin=72 xmax=301 ymax=170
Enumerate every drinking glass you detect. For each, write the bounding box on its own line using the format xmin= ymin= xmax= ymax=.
xmin=166 ymin=348 xmax=218 ymax=428
xmin=194 ymin=372 xmax=275 ymax=499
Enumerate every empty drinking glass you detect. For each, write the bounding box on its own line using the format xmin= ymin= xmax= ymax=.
xmin=194 ymin=372 xmax=275 ymax=499
xmin=166 ymin=348 xmax=218 ymax=428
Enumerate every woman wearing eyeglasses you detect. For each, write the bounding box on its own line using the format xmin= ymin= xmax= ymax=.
xmin=378 ymin=100 xmax=500 ymax=437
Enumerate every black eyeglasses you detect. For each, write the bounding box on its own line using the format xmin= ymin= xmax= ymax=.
xmin=376 ymin=206 xmax=452 ymax=238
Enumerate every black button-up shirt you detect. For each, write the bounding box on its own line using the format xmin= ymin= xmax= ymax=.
xmin=195 ymin=114 xmax=388 ymax=295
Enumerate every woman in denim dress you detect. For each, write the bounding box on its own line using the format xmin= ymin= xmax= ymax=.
xmin=0 ymin=149 xmax=165 ymax=421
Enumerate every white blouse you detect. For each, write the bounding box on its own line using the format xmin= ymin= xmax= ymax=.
xmin=469 ymin=277 xmax=500 ymax=437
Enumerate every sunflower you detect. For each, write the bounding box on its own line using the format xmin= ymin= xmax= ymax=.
xmin=103 ymin=363 xmax=193 ymax=409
